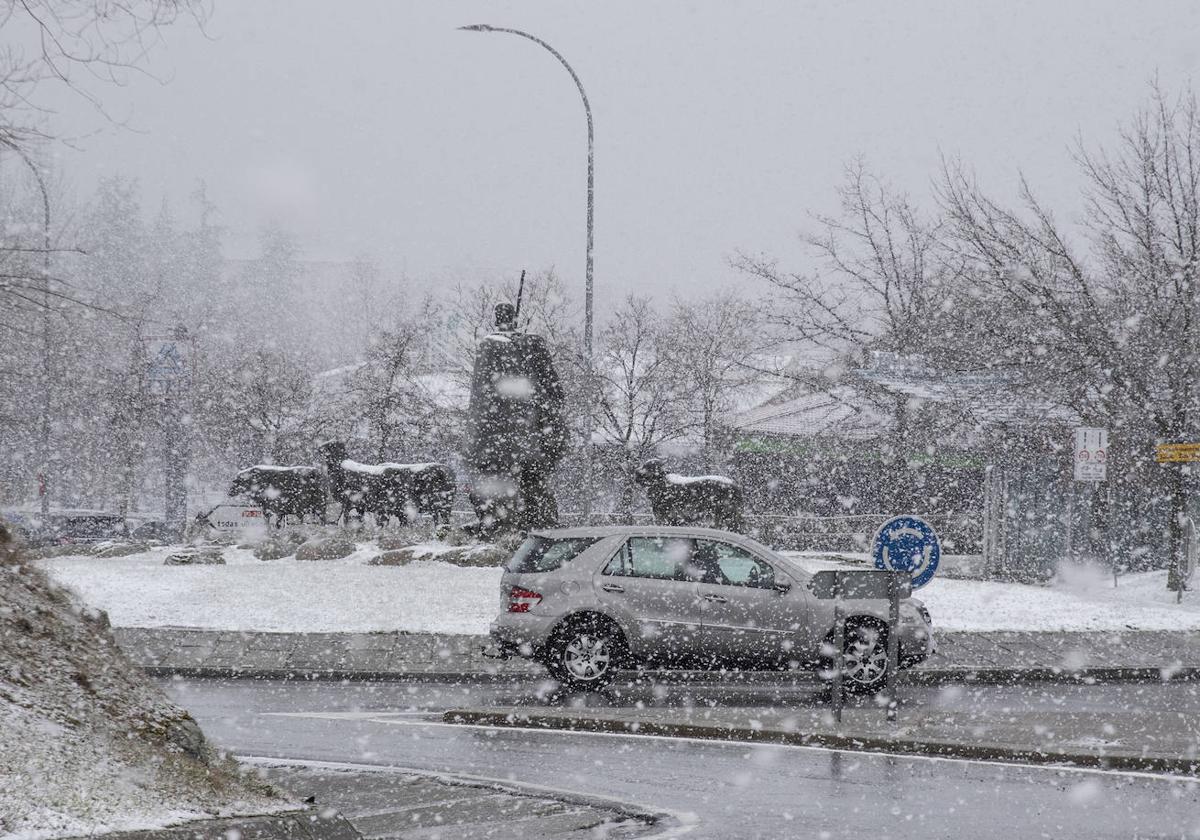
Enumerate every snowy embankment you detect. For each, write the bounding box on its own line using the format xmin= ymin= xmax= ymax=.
xmin=36 ymin=544 xmax=1200 ymax=635
xmin=2 ymin=539 xmax=284 ymax=840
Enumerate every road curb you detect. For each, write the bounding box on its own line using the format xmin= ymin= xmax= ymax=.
xmin=142 ymin=663 xmax=1200 ymax=685
xmin=442 ymin=708 xmax=1200 ymax=777
xmin=142 ymin=665 xmax=533 ymax=683
xmin=902 ymin=666 xmax=1200 ymax=685
xmin=62 ymin=808 xmax=361 ymax=840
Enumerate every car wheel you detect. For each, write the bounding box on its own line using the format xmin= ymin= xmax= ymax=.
xmin=840 ymin=622 xmax=889 ymax=695
xmin=546 ymin=618 xmax=623 ymax=690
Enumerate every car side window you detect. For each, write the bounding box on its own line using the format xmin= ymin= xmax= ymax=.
xmin=602 ymin=542 xmax=630 ymax=576
xmin=605 ymin=537 xmax=691 ymax=580
xmin=697 ymin=539 xmax=776 ymax=589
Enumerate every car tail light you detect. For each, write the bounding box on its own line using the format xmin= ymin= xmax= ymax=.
xmin=507 ymin=586 xmax=542 ymax=613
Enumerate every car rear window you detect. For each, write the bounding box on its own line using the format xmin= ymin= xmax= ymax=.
xmin=506 ymin=536 xmax=601 ymax=574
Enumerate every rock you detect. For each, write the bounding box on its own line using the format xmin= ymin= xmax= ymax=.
xmin=165 ymin=716 xmax=208 ymax=760
xmin=253 ymin=539 xmax=295 ymax=561
xmin=367 ymin=549 xmax=417 ymax=566
xmin=164 ymin=549 xmax=225 ymax=566
xmin=82 ymin=607 xmax=111 ymax=631
xmin=377 ymin=534 xmax=411 ymax=551
xmin=368 ymin=543 xmax=509 ymax=568
xmin=442 ymin=544 xmax=509 ymax=567
xmin=92 ymin=541 xmax=152 ymax=558
xmin=294 ymin=536 xmax=357 ymax=562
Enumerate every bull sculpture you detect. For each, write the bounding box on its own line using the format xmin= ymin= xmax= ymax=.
xmin=634 ymin=458 xmax=745 ymax=532
xmin=318 ymin=440 xmax=455 ymax=527
xmin=228 ymin=465 xmax=327 ymax=528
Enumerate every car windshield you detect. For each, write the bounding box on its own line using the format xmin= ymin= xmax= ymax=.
xmin=506 ymin=536 xmax=601 ymax=574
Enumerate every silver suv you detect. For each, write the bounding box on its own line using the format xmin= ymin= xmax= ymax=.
xmin=489 ymin=526 xmax=934 ymax=693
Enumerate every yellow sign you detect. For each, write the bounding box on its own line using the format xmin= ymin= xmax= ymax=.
xmin=1156 ymin=443 xmax=1200 ymax=463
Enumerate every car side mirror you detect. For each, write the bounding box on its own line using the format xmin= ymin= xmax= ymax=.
xmin=772 ymin=580 xmax=791 ymax=594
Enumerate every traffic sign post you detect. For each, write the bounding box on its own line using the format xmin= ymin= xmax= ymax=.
xmin=1074 ymin=427 xmax=1108 ymax=481
xmin=872 ymin=515 xmax=941 ymax=589
xmin=810 ymin=568 xmax=914 ymax=724
xmin=1181 ymin=516 xmax=1197 ymax=604
xmin=872 ymin=515 xmax=942 ymax=722
xmin=1156 ymin=442 xmax=1200 ymax=463
xmin=1156 ymin=441 xmax=1199 ymax=596
xmin=145 ymin=326 xmax=192 ymax=542
xmin=1067 ymin=427 xmax=1112 ymax=578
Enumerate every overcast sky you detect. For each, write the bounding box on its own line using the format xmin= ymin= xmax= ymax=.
xmin=37 ymin=0 xmax=1200 ymax=310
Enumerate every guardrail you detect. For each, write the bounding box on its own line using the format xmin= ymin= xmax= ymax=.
xmin=446 ymin=509 xmax=979 ymax=554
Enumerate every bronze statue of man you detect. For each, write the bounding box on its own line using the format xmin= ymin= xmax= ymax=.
xmin=464 ymin=303 xmax=568 ymax=535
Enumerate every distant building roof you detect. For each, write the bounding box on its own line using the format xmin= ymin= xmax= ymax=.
xmin=727 ymin=351 xmax=1079 ymax=441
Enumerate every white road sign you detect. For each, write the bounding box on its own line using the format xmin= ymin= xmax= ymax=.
xmin=1073 ymin=427 xmax=1108 ymax=482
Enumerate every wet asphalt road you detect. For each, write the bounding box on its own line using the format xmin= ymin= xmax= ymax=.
xmin=164 ymin=677 xmax=1200 ymax=839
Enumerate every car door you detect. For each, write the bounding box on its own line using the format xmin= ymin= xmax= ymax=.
xmin=691 ymin=538 xmax=803 ymax=665
xmin=593 ymin=536 xmax=705 ymax=663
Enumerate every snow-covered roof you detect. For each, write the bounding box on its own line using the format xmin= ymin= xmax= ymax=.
xmin=727 ymin=352 xmax=1080 ymax=441
xmin=729 ymin=386 xmax=884 ymax=440
xmin=314 ymin=361 xmax=367 ymax=381
xmin=856 ymin=352 xmax=1080 ymax=427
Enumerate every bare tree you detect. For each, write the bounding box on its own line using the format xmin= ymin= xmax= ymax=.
xmin=342 ymin=301 xmax=451 ymax=461
xmin=664 ymin=291 xmax=771 ymax=471
xmin=737 ymin=162 xmax=950 ymax=360
xmin=0 ymin=0 xmax=208 ymax=149
xmin=196 ymin=347 xmax=318 ymax=467
xmin=444 ymin=269 xmax=581 ymax=386
xmin=592 ymin=296 xmax=690 ymax=518
xmin=735 ymin=163 xmax=955 ymax=469
xmin=939 ymin=84 xmax=1200 ymax=588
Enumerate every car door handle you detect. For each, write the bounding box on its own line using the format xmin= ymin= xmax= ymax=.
xmin=601 ymin=583 xmax=625 ymax=593
xmin=702 ymin=593 xmax=728 ymax=603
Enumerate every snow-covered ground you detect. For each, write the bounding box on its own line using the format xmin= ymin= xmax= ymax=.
xmin=789 ymin=553 xmax=1200 ymax=632
xmin=36 ymin=543 xmax=1200 ymax=635
xmin=38 ymin=544 xmax=500 ymax=635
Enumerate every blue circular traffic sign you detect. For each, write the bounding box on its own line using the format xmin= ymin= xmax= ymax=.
xmin=872 ymin=515 xmax=941 ymax=589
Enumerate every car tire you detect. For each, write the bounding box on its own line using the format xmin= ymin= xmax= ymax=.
xmin=545 ymin=617 xmax=624 ymax=691
xmin=839 ymin=621 xmax=890 ymax=695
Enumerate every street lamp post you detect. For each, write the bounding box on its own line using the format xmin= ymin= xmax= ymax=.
xmin=1 ymin=141 xmax=53 ymax=516
xmin=459 ymin=24 xmax=594 ymax=356
xmin=459 ymin=24 xmax=598 ymax=520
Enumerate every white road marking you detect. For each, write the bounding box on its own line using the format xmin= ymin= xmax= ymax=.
xmin=261 ymin=709 xmax=1200 ymax=785
xmin=239 ymin=754 xmax=699 ymax=839
xmin=261 ymin=710 xmax=434 ymax=720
